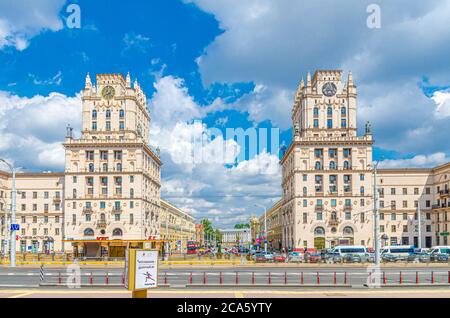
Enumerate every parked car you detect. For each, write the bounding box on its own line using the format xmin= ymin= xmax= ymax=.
xmin=408 ymin=251 xmax=431 ymax=263
xmin=254 ymin=253 xmax=266 ymax=263
xmin=343 ymin=253 xmax=363 ymax=263
xmin=273 ymin=253 xmax=286 ymax=262
xmin=381 ymin=253 xmax=398 ymax=262
xmin=324 ymin=250 xmax=343 ymax=264
xmin=308 ymin=252 xmax=321 ymax=263
xmin=264 ymin=253 xmax=274 ymax=262
xmin=429 ymin=246 xmax=450 ymax=262
xmin=287 ymin=251 xmax=304 ymax=263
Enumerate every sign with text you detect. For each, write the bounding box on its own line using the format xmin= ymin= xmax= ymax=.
xmin=135 ymin=250 xmax=158 ymax=289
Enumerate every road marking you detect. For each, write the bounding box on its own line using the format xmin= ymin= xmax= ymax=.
xmin=8 ymin=292 xmax=35 ymax=298
xmin=234 ymin=292 xmax=244 ymax=298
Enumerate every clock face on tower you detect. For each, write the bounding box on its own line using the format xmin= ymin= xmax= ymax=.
xmin=101 ymin=85 xmax=115 ymax=100
xmin=322 ymin=82 xmax=337 ymax=97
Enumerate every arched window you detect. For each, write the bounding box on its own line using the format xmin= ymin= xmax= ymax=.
xmin=106 ymin=110 xmax=111 ymax=118
xmin=314 ymin=227 xmax=325 ymax=236
xmin=130 ymin=188 xmax=134 ymax=198
xmin=303 ymin=187 xmax=307 ymax=196
xmin=331 ymin=211 xmax=337 ymax=220
xmin=84 ymin=228 xmax=94 ymax=236
xmin=343 ymin=226 xmax=354 ymax=236
xmin=92 ymin=110 xmax=97 ymax=119
xmin=360 ymin=186 xmax=365 ymax=195
xmin=102 ymin=163 xmax=108 ymax=172
xmin=313 ymin=107 xmax=319 ymax=117
xmin=116 ymin=163 xmax=122 ymax=172
xmin=341 ymin=107 xmax=347 ymax=115
xmin=88 ymin=163 xmax=94 ymax=172
xmin=315 ymin=161 xmax=321 ymax=170
xmin=119 ymin=109 xmax=124 ymax=118
xmin=100 ymin=213 xmax=106 ymax=222
xmin=112 ymin=228 xmax=123 ymax=236
xmin=327 ymin=106 xmax=333 ymax=117
xmin=329 ymin=161 xmax=336 ymax=170
xmin=343 ymin=161 xmax=350 ymax=170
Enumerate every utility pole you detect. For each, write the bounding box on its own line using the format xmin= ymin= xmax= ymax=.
xmin=373 ymin=161 xmax=380 ymax=266
xmin=2 ymin=207 xmax=7 ymax=258
xmin=255 ymin=204 xmax=268 ymax=254
xmin=165 ymin=207 xmax=169 ymax=260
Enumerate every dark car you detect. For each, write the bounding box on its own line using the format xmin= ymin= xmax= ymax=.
xmin=343 ymin=253 xmax=362 ymax=263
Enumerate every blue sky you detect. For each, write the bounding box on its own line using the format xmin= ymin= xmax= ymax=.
xmin=0 ymin=0 xmax=449 ymax=227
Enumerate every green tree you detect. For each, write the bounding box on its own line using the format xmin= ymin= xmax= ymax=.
xmin=234 ymin=223 xmax=250 ymax=229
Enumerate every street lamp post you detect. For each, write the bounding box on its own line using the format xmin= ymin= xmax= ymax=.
xmin=165 ymin=207 xmax=169 ymax=260
xmin=255 ymin=204 xmax=267 ymax=254
xmin=2 ymin=206 xmax=7 ymax=258
xmin=0 ymin=159 xmax=17 ymax=268
xmin=373 ymin=161 xmax=381 ymax=266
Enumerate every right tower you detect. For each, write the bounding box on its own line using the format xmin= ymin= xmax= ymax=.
xmin=280 ymin=70 xmax=374 ymax=250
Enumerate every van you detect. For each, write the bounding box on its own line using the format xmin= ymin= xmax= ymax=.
xmin=429 ymin=246 xmax=450 ymax=262
xmin=330 ymin=245 xmax=372 ymax=263
xmin=381 ymin=245 xmax=414 ymax=261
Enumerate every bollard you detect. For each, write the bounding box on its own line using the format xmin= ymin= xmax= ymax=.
xmin=252 ymin=272 xmax=255 ymax=285
xmin=58 ymin=272 xmax=62 ymax=285
xmin=369 ymin=272 xmax=372 ymax=287
xmin=122 ymin=272 xmax=125 ymax=285
xmin=190 ymin=272 xmax=193 ymax=285
xmin=90 ymin=272 xmax=93 ymax=285
xmin=220 ymin=272 xmax=223 ymax=285
xmin=431 ymin=271 xmax=434 ymax=284
xmin=301 ymin=272 xmax=304 ymax=285
xmin=236 ymin=272 xmax=238 ymax=285
xmin=268 ymin=272 xmax=271 ymax=285
xmin=399 ymin=271 xmax=402 ymax=285
xmin=448 ymin=271 xmax=450 ymax=284
xmin=203 ymin=272 xmax=206 ymax=285
xmin=106 ymin=273 xmax=109 ymax=285
xmin=383 ymin=271 xmax=386 ymax=285
xmin=344 ymin=272 xmax=347 ymax=285
xmin=334 ymin=272 xmax=337 ymax=285
xmin=416 ymin=271 xmax=419 ymax=285
xmin=285 ymin=272 xmax=287 ymax=285
xmin=164 ymin=272 xmax=167 ymax=285
xmin=317 ymin=272 xmax=320 ymax=285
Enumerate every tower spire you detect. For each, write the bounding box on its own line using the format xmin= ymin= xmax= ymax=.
xmin=126 ymin=72 xmax=131 ymax=88
xmin=85 ymin=73 xmax=91 ymax=89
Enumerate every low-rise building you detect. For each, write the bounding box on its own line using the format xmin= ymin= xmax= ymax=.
xmin=160 ymin=199 xmax=196 ymax=252
xmin=220 ymin=228 xmax=252 ymax=248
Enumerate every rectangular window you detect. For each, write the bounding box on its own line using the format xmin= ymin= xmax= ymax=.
xmin=316 ymin=212 xmax=323 ymax=221
xmin=380 ymin=225 xmax=385 ymax=233
xmin=391 ymin=188 xmax=396 ymax=195
xmin=380 ymin=213 xmax=384 ymax=220
xmin=313 ymin=119 xmax=319 ymax=128
xmin=55 ymin=216 xmax=59 ymax=223
xmin=44 ymin=191 xmax=49 ymax=199
xmin=331 ymin=199 xmax=337 ymax=207
xmin=403 ymin=200 xmax=408 ymax=208
xmin=402 ymin=188 xmax=407 ymax=195
xmin=341 ymin=119 xmax=347 ymax=128
xmin=327 ymin=119 xmax=333 ymax=129
xmin=119 ymin=121 xmax=125 ymax=130
xmin=130 ymin=214 xmax=134 ymax=224
xmin=345 ymin=212 xmax=351 ymax=220
xmin=303 ymin=213 xmax=308 ymax=224
xmin=403 ymin=213 xmax=408 ymax=220
xmin=100 ymin=201 xmax=106 ymax=209
xmin=414 ymin=188 xmax=419 ymax=195
xmin=391 ymin=213 xmax=396 ymax=221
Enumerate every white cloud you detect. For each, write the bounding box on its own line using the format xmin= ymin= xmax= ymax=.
xmin=379 ymin=153 xmax=450 ymax=169
xmin=186 ymin=0 xmax=450 ymax=155
xmin=431 ymin=90 xmax=450 ymax=118
xmin=148 ymin=75 xmax=280 ymax=228
xmin=122 ymin=32 xmax=151 ymax=54
xmin=0 ymin=91 xmax=81 ymax=169
xmin=28 ymin=71 xmax=63 ymax=86
xmin=0 ymin=0 xmax=66 ymax=51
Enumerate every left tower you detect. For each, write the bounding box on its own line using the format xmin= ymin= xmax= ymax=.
xmin=63 ymin=73 xmax=162 ymax=257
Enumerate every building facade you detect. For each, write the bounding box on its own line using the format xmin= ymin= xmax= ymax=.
xmin=160 ymin=199 xmax=196 ymax=252
xmin=0 ymin=73 xmax=194 ymax=257
xmin=220 ymin=228 xmax=252 ymax=248
xmin=275 ymin=70 xmax=450 ymax=250
xmin=257 ymin=200 xmax=283 ymax=250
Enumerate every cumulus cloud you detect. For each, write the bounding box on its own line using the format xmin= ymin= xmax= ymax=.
xmin=379 ymin=153 xmax=450 ymax=169
xmin=0 ymin=0 xmax=66 ymax=51
xmin=431 ymin=90 xmax=450 ymax=118
xmin=149 ymin=75 xmax=280 ymax=228
xmin=186 ymin=0 xmax=450 ymax=156
xmin=0 ymin=91 xmax=81 ymax=169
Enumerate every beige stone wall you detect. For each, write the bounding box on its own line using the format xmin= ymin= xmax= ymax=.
xmin=0 ymin=173 xmax=64 ymax=253
xmin=63 ymin=73 xmax=162 ymax=250
xmin=160 ymin=199 xmax=196 ymax=251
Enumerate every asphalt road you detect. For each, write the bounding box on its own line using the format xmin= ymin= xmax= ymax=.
xmin=1 ymin=266 xmax=449 ymax=287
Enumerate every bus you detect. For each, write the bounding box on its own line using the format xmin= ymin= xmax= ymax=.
xmin=187 ymin=241 xmax=198 ymax=255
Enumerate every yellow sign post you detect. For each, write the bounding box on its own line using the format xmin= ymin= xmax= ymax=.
xmin=125 ymin=248 xmax=159 ymax=298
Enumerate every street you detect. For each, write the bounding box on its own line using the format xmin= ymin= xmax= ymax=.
xmin=1 ymin=265 xmax=450 ymax=288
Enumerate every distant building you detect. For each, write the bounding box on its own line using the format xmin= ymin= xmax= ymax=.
xmin=220 ymin=228 xmax=252 ymax=247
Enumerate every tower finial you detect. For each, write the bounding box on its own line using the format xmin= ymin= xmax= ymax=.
xmin=85 ymin=73 xmax=91 ymax=89
xmin=348 ymin=71 xmax=354 ymax=86
xmin=126 ymin=72 xmax=131 ymax=88
xmin=306 ymin=71 xmax=311 ymax=86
